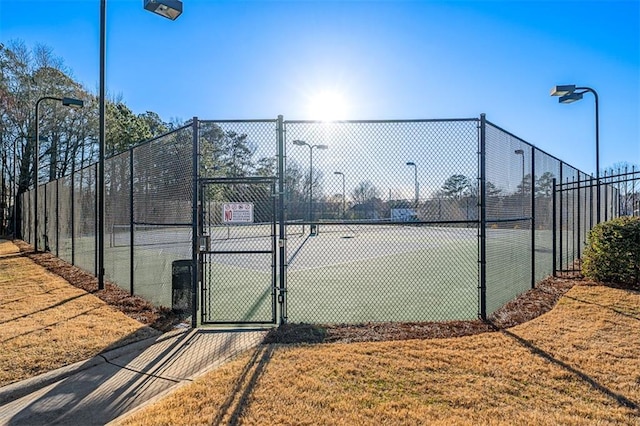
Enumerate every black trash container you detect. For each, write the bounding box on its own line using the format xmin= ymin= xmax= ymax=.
xmin=172 ymin=260 xmax=192 ymax=314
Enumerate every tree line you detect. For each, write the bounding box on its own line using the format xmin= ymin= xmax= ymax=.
xmin=0 ymin=41 xmax=184 ymax=195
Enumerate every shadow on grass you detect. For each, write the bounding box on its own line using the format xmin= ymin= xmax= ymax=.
xmin=262 ymin=323 xmax=327 ymax=344
xmin=0 ymin=284 xmax=71 ymax=308
xmin=500 ymin=327 xmax=639 ymax=411
xmin=212 ymin=344 xmax=275 ymax=425
xmin=563 ymin=293 xmax=640 ymax=322
xmin=0 ymin=292 xmax=93 ymax=325
xmin=1 ymin=328 xmax=266 ymax=425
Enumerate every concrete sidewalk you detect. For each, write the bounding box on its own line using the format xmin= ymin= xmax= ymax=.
xmin=0 ymin=327 xmax=267 ymax=425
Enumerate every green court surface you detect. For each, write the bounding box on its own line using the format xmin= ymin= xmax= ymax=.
xmin=91 ymin=225 xmax=558 ymax=325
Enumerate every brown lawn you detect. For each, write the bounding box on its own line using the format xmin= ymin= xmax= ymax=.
xmin=2 ymin=237 xmax=639 ymax=425
xmin=116 ymin=284 xmax=640 ymax=425
xmin=0 ymin=239 xmax=158 ymax=386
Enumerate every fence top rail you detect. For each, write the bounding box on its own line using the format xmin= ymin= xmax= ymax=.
xmin=200 ymin=176 xmax=277 ymax=184
xmin=602 ymin=169 xmax=640 ymax=180
xmin=122 ymin=122 xmax=193 ymax=156
xmin=199 ymin=119 xmax=278 ymax=124
xmin=283 ymin=118 xmax=479 ymax=125
xmin=486 ymin=119 xmax=569 ymax=168
xmin=555 ymin=179 xmax=619 ymax=190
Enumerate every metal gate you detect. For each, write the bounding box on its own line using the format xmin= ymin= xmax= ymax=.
xmin=199 ymin=177 xmax=278 ymax=324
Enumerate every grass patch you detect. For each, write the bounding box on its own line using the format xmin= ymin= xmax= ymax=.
xmin=0 ymin=240 xmax=159 ymax=387
xmin=116 ymin=283 xmax=640 ymax=425
xmin=0 ymin=240 xmax=189 ymax=386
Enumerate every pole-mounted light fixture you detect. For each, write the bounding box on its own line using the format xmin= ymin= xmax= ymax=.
xmin=292 ymin=140 xmax=328 ymax=234
xmin=549 ymin=85 xmax=576 ymax=97
xmin=550 ymin=83 xmax=600 ymax=223
xmin=406 ymin=161 xmax=418 ymax=207
xmin=334 ymin=171 xmax=345 ymax=219
xmin=514 ymin=149 xmax=525 ymax=215
xmin=34 ymin=95 xmax=84 ymax=252
xmin=95 ymin=0 xmax=183 ymax=290
xmin=144 ymin=0 xmax=183 ymax=20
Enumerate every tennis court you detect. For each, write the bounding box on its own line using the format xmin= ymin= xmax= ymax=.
xmin=19 ymin=117 xmax=605 ymax=327
xmin=106 ymin=222 xmax=538 ymax=324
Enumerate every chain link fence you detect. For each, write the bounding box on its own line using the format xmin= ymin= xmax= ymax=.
xmin=21 ymin=123 xmax=195 ymax=310
xmin=18 ymin=115 xmax=625 ymax=326
xmin=283 ymin=119 xmax=479 ymax=323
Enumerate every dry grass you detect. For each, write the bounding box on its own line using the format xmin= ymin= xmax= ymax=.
xmin=3 ymin=236 xmax=639 ymax=424
xmin=0 ymin=239 xmax=158 ymax=387
xmin=118 ymin=283 xmax=640 ymax=426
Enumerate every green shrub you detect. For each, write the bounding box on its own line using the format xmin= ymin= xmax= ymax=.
xmin=582 ymin=216 xmax=640 ymax=286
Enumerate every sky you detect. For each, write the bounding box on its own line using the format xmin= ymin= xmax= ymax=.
xmin=1 ymin=0 xmax=639 ymax=177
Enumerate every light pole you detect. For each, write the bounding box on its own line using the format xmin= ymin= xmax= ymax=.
xmin=96 ymin=0 xmax=182 ymax=289
xmin=550 ymin=84 xmax=600 ymax=223
xmin=292 ymin=140 xmax=328 ymax=233
xmin=34 ymin=96 xmax=84 ymax=252
xmin=334 ymin=171 xmax=345 ymax=218
xmin=12 ymin=137 xmax=16 ymax=239
xmin=406 ymin=161 xmax=418 ymax=208
xmin=514 ymin=149 xmax=525 ymax=215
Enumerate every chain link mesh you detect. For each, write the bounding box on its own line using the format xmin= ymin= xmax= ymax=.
xmin=130 ymin=126 xmax=194 ymax=307
xmin=73 ymin=164 xmax=97 ymax=275
xmin=44 ymin=181 xmax=57 ymax=254
xmin=533 ymin=149 xmax=561 ymax=282
xmin=198 ymin=120 xmax=279 ymax=324
xmin=57 ymin=175 xmax=73 ymax=264
xmin=105 ymin=150 xmax=131 ymax=291
xmin=484 ymin=123 xmax=532 ymax=315
xmin=18 ymin=115 xmax=632 ymax=326
xmin=283 ymin=120 xmax=479 ymax=323
xmin=201 ymin=180 xmax=276 ymax=323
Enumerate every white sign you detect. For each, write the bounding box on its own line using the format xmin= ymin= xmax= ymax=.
xmin=222 ymin=203 xmax=254 ymax=223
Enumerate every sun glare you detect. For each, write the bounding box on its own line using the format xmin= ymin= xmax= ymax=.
xmin=308 ymin=91 xmax=348 ymax=121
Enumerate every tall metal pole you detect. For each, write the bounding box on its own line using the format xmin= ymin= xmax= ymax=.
xmin=479 ymin=114 xmax=487 ymax=320
xmin=277 ymin=116 xmax=287 ymax=325
xmin=309 ymin=146 xmax=314 ymax=225
xmin=591 ymin=88 xmax=600 ymax=225
xmin=12 ymin=137 xmax=16 ymax=239
xmin=574 ymin=87 xmax=600 ymax=224
xmin=334 ymin=171 xmax=345 ymax=219
xmin=34 ymin=100 xmax=41 ymax=252
xmin=98 ymin=0 xmax=106 ymax=289
xmin=406 ymin=162 xmax=418 ymax=208
xmin=413 ymin=166 xmax=418 ymax=206
xmin=340 ymin=173 xmax=345 ymax=218
xmin=34 ymin=96 xmax=60 ymax=252
xmin=515 ymin=149 xmax=525 ymax=216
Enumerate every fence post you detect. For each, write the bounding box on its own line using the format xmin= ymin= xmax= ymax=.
xmin=71 ymin=169 xmax=75 ymax=266
xmin=129 ymin=148 xmax=135 ymax=296
xmin=479 ymin=114 xmax=487 ymax=320
xmin=55 ymin=179 xmax=59 ymax=257
xmin=94 ymin=164 xmax=98 ymax=275
xmin=44 ymin=183 xmax=48 ymax=251
xmin=558 ymin=164 xmax=563 ymax=273
xmin=590 ymin=175 xmax=594 ymax=230
xmin=277 ymin=115 xmax=288 ymax=325
xmin=552 ymin=178 xmax=557 ymax=277
xmin=604 ymin=170 xmax=609 ymax=222
xmin=191 ymin=117 xmax=200 ymax=329
xmin=576 ymin=174 xmax=581 ymax=264
xmin=530 ymin=146 xmax=536 ymax=289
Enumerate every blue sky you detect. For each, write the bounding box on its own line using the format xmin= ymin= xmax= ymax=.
xmin=1 ymin=0 xmax=638 ymax=175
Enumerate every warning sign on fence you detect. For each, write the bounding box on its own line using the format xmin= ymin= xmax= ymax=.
xmin=222 ymin=203 xmax=254 ymax=223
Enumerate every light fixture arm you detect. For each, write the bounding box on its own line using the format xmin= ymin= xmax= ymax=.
xmin=34 ymin=95 xmax=84 ymax=252
xmin=550 ymin=84 xmax=600 ymax=223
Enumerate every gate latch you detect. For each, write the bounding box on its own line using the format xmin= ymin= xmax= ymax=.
xmin=199 ymin=234 xmax=210 ymax=252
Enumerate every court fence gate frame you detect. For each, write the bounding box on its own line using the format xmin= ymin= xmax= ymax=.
xmin=18 ymin=115 xmax=621 ymax=327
